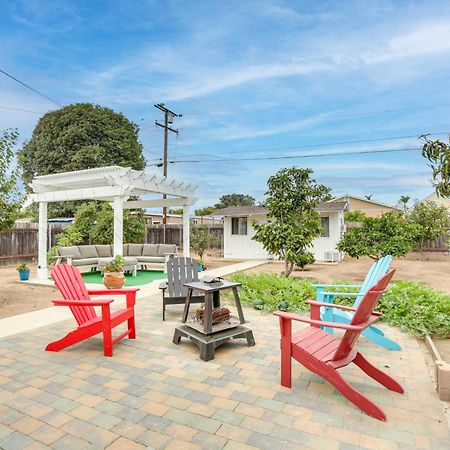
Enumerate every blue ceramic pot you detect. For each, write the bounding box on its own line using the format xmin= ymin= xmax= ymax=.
xmin=19 ymin=270 xmax=30 ymax=281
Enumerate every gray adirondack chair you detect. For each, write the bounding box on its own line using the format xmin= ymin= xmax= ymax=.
xmin=159 ymin=257 xmax=205 ymax=320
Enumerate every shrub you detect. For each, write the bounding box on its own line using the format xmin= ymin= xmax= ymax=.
xmin=230 ymin=272 xmax=315 ymax=313
xmin=377 ymin=281 xmax=450 ymax=338
xmin=230 ymin=273 xmax=450 ymax=338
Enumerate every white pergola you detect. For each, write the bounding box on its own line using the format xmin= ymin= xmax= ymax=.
xmin=30 ymin=166 xmax=197 ymax=279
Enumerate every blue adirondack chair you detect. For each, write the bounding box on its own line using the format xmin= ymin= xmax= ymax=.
xmin=314 ymin=255 xmax=401 ymax=351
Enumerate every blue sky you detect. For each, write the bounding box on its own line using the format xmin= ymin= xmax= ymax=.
xmin=1 ymin=0 xmax=450 ymax=208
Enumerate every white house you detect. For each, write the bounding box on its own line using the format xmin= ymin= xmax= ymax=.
xmin=213 ymin=202 xmax=347 ymax=262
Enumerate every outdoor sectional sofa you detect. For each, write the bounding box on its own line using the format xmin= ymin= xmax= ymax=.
xmin=55 ymin=243 xmax=177 ymax=272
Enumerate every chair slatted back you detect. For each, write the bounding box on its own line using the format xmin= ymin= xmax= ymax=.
xmin=51 ymin=264 xmax=97 ymax=326
xmin=332 ymin=270 xmax=395 ymax=362
xmin=166 ymin=257 xmax=199 ymax=298
xmin=354 ymin=255 xmax=392 ymax=307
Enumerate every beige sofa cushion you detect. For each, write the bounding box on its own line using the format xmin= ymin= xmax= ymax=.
xmin=142 ymin=244 xmax=159 ymax=256
xmin=158 ymin=244 xmax=177 ymax=256
xmin=96 ymin=245 xmax=113 ymax=257
xmin=122 ymin=244 xmax=129 ymax=256
xmin=138 ymin=256 xmax=164 ymax=263
xmin=128 ymin=243 xmax=143 ymax=256
xmin=79 ymin=245 xmax=98 ymax=258
xmin=58 ymin=246 xmax=82 ymax=259
xmin=72 ymin=258 xmax=98 ymax=266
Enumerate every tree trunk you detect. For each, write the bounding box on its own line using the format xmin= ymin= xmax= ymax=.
xmin=284 ymin=260 xmax=294 ymax=277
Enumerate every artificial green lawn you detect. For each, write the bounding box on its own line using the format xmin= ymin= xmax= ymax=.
xmin=81 ymin=270 xmax=166 ymax=286
xmin=230 ymin=272 xmax=450 ymax=338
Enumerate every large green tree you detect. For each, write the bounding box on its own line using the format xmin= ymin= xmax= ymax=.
xmin=19 ymin=103 xmax=146 ymax=217
xmin=195 ymin=206 xmax=216 ymax=216
xmin=421 ymin=135 xmax=450 ymax=197
xmin=54 ymin=201 xmax=146 ymax=246
xmin=252 ymin=167 xmax=331 ymax=276
xmin=337 ymin=212 xmax=419 ymax=260
xmin=0 ymin=129 xmax=22 ymax=231
xmin=408 ymin=201 xmax=450 ymax=251
xmin=215 ymin=193 xmax=255 ymax=209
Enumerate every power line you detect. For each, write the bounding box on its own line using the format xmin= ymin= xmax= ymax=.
xmin=0 ymin=68 xmax=62 ymax=107
xmin=148 ymin=146 xmax=422 ymax=166
xmin=0 ymin=105 xmax=48 ymax=115
xmin=146 ymin=131 xmax=449 ymax=162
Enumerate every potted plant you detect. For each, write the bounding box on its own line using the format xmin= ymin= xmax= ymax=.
xmin=17 ymin=262 xmax=31 ymax=281
xmin=102 ymin=256 xmax=126 ymax=289
xmin=197 ymin=259 xmax=204 ymax=272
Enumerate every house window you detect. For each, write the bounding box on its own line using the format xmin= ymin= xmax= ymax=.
xmin=231 ymin=217 xmax=248 ymax=235
xmin=321 ymin=217 xmax=330 ymax=237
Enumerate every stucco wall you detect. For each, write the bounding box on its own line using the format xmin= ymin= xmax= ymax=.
xmin=223 ymin=212 xmax=344 ymax=261
xmin=311 ymin=212 xmax=344 ymax=261
xmin=223 ymin=214 xmax=270 ymax=259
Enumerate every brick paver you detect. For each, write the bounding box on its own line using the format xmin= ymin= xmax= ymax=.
xmin=0 ymin=291 xmax=449 ymax=449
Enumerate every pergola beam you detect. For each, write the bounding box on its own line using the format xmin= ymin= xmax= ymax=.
xmin=123 ymin=197 xmax=197 ymax=209
xmin=31 ymin=186 xmax=128 ymax=203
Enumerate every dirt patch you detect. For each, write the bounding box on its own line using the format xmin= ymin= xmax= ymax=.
xmin=0 ymin=264 xmax=58 ymax=319
xmin=243 ymin=255 xmax=450 ymax=294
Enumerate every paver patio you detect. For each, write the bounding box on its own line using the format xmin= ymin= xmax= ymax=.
xmin=0 ymin=289 xmax=449 ymax=449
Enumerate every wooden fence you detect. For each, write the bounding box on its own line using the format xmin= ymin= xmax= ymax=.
xmin=420 ymin=236 xmax=449 ymax=252
xmin=145 ymin=224 xmax=223 ymax=249
xmin=0 ymin=224 xmax=224 ymax=265
xmin=0 ymin=228 xmax=38 ymax=266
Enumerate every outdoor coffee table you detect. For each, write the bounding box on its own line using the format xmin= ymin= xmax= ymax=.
xmin=173 ymin=280 xmax=255 ymax=361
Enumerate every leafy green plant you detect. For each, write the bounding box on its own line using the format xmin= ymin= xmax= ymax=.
xmin=16 ymin=262 xmax=30 ymax=272
xmin=0 ymin=129 xmax=22 ymax=231
xmin=252 ymin=167 xmax=331 ymax=276
xmin=296 ymin=252 xmax=315 ymax=270
xmin=230 ymin=273 xmax=450 ymax=338
xmin=102 ymin=256 xmax=125 ymax=273
xmin=421 ymin=135 xmax=450 ymax=198
xmin=377 ymin=281 xmax=450 ymax=338
xmin=215 ymin=193 xmax=255 ymax=209
xmin=338 ymin=212 xmax=420 ymax=260
xmin=407 ymin=201 xmax=450 ymax=251
xmin=344 ymin=210 xmax=367 ymax=223
xmin=230 ymin=272 xmax=315 ymax=312
xmin=190 ymin=225 xmax=219 ymax=262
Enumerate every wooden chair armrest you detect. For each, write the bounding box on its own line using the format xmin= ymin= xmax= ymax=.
xmin=87 ymin=288 xmax=138 ymax=308
xmin=87 ymin=288 xmax=139 ymax=295
xmin=273 ymin=311 xmax=363 ymax=331
xmin=52 ymin=299 xmax=113 ymax=307
xmin=306 ymin=300 xmax=382 ymax=316
xmin=159 ymin=281 xmax=168 ymax=290
xmin=322 ymin=291 xmax=361 ymax=297
xmin=314 ymin=283 xmax=362 ymax=289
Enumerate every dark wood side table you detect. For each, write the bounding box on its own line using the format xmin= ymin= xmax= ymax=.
xmin=173 ymin=280 xmax=255 ymax=361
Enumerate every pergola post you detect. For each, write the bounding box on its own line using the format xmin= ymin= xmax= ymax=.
xmin=113 ymin=197 xmax=124 ymax=257
xmin=37 ymin=201 xmax=48 ymax=279
xmin=183 ymin=205 xmax=190 ymax=257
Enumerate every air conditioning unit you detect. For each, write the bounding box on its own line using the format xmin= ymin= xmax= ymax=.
xmin=324 ymin=251 xmax=341 ymax=262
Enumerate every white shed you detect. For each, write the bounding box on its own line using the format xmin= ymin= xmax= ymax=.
xmin=214 ymin=202 xmax=346 ymax=262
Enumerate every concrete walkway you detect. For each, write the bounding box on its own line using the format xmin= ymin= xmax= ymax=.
xmin=0 ymin=260 xmax=266 ymax=340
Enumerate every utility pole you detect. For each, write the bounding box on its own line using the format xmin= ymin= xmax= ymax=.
xmin=154 ymin=103 xmax=182 ymax=224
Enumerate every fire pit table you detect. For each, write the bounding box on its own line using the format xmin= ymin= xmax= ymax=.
xmin=173 ymin=279 xmax=255 ymax=361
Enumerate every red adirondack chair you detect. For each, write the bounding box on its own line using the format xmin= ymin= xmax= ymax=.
xmin=274 ymin=270 xmax=404 ymax=421
xmin=46 ymin=264 xmax=139 ymax=357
